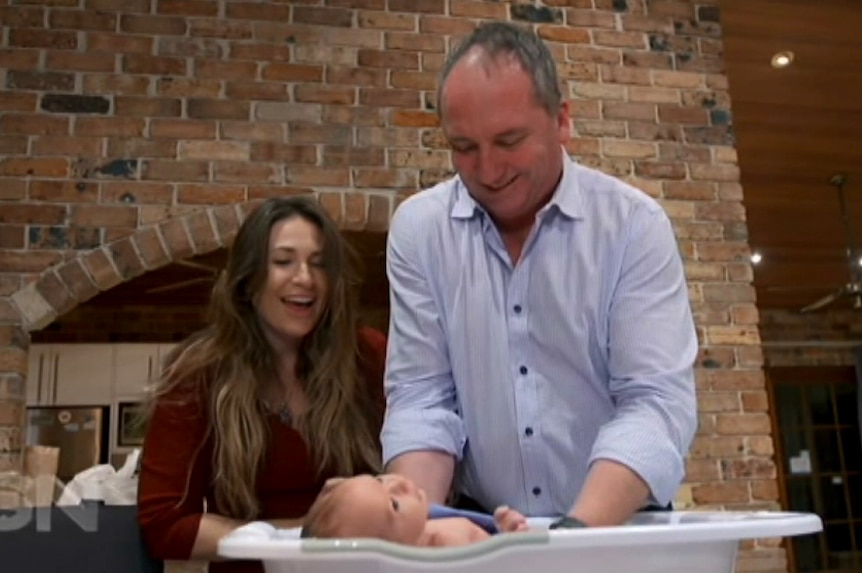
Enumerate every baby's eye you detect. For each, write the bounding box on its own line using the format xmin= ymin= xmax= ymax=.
xmin=391 ymin=498 xmax=399 ymax=512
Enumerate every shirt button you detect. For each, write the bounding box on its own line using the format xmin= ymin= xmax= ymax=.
xmin=513 ymin=304 xmax=522 ymax=314
xmin=532 ymin=487 xmax=542 ymax=496
xmin=519 ymin=365 xmax=528 ymax=375
xmin=525 ymin=427 xmax=533 ymax=437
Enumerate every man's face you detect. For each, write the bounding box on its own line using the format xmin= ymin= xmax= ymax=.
xmin=441 ymin=50 xmax=570 ymax=229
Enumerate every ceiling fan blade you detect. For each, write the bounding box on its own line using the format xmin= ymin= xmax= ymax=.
xmin=146 ymin=277 xmax=213 ymax=294
xmin=800 ymin=286 xmax=848 ymax=313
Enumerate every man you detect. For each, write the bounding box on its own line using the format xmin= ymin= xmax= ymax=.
xmin=381 ymin=21 xmax=697 ymax=528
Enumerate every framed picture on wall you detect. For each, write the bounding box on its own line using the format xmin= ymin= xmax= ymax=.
xmin=117 ymin=401 xmax=147 ymax=447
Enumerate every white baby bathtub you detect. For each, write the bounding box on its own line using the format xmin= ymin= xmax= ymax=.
xmin=218 ymin=511 xmax=822 ymax=573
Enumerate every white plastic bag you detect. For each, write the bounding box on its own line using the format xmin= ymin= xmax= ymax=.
xmin=56 ymin=449 xmax=140 ymax=506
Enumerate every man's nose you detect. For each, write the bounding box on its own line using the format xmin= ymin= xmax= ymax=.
xmin=477 ymin=146 xmax=505 ymax=187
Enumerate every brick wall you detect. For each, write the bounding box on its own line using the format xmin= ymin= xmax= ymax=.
xmin=0 ymin=1 xmax=782 ymax=570
xmin=760 ymin=309 xmax=862 ymax=367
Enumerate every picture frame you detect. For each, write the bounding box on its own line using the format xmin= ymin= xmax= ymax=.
xmin=117 ymin=401 xmax=147 ymax=447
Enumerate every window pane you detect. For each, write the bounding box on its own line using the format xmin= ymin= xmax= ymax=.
xmin=819 ymin=476 xmax=848 ymax=520
xmin=776 ymin=384 xmax=804 ymax=429
xmin=850 ymin=475 xmax=862 ymax=517
xmin=792 ymin=534 xmax=820 ymax=572
xmin=783 ymin=431 xmax=811 ymax=474
xmin=841 ymin=428 xmax=862 ymax=472
xmin=835 ymin=382 xmax=859 ymax=425
xmin=809 ymin=384 xmax=835 ymax=426
xmin=787 ymin=477 xmax=815 ymax=513
xmin=814 ymin=429 xmax=842 ymax=473
xmin=825 ymin=523 xmax=854 ymax=570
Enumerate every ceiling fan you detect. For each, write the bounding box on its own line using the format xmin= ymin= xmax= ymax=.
xmin=799 ymin=173 xmax=862 ymax=313
xmin=145 ymin=259 xmax=220 ymax=295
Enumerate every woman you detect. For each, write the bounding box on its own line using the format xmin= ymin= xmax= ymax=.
xmin=137 ymin=196 xmax=387 ymax=572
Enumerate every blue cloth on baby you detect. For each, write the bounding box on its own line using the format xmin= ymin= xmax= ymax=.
xmin=428 ymin=503 xmax=498 ymax=534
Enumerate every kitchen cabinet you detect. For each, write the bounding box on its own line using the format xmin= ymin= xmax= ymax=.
xmin=113 ymin=343 xmax=177 ymax=400
xmin=26 ymin=344 xmax=114 ymax=407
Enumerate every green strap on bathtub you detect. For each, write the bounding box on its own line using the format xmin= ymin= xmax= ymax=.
xmin=301 ymin=530 xmax=550 ymax=562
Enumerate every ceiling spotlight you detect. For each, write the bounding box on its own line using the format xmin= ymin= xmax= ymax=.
xmin=771 ymin=51 xmax=794 ymax=68
xmin=750 ymin=252 xmax=763 ymax=264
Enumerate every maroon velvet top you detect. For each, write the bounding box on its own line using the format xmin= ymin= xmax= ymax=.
xmin=137 ymin=327 xmax=387 ymax=573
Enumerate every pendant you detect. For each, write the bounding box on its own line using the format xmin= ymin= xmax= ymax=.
xmin=277 ymin=406 xmax=293 ymax=426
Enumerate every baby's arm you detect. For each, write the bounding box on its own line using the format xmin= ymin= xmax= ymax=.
xmin=493 ymin=506 xmax=529 ymax=532
xmin=421 ymin=518 xmax=490 ymax=547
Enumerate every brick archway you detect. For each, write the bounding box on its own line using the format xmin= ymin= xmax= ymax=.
xmin=0 ymin=193 xmax=392 ymax=477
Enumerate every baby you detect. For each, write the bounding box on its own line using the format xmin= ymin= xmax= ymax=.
xmin=301 ymin=474 xmax=528 ymax=546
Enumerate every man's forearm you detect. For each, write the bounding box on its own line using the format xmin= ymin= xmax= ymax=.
xmin=568 ymin=459 xmax=651 ymax=526
xmin=386 ymin=450 xmax=455 ymax=504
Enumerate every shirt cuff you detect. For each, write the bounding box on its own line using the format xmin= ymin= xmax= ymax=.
xmin=381 ymin=408 xmax=466 ymax=467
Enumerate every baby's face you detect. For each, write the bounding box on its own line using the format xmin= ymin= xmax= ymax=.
xmin=337 ymin=474 xmax=429 ymax=544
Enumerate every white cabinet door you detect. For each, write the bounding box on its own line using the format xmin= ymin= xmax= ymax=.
xmin=51 ymin=344 xmax=114 ymax=406
xmin=113 ymin=344 xmax=160 ymax=400
xmin=26 ymin=345 xmax=54 ymax=406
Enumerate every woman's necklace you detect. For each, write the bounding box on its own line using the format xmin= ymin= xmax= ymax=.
xmin=262 ymin=398 xmax=293 ymax=426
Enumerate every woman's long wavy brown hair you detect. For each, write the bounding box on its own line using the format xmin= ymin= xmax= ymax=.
xmin=147 ymin=196 xmax=382 ymax=519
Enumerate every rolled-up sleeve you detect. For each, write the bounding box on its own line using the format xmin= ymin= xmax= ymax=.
xmin=589 ymin=205 xmax=698 ymax=506
xmin=381 ymin=199 xmax=466 ymax=465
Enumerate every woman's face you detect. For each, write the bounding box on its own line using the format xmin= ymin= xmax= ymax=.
xmin=254 ymin=216 xmax=329 ymax=350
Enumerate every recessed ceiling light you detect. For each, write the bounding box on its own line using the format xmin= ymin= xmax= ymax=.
xmin=751 ymin=252 xmax=763 ymax=264
xmin=771 ymin=51 xmax=794 ymax=68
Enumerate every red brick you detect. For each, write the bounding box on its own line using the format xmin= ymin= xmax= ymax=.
xmin=82 ymin=74 xmax=151 ymax=96
xmin=633 ymin=161 xmax=686 ymax=180
xmin=250 ymin=143 xmax=318 ymax=163
xmin=690 ymin=435 xmax=745 ymax=459
xmin=82 ymin=248 xmax=123 ymax=290
xmin=220 ymin=121 xmax=284 ymax=142
xmin=392 ymin=110 xmax=438 ymax=128
xmin=29 ymin=180 xmax=98 ymax=203
xmin=0 ymin=179 xmax=27 ymax=201
xmin=0 ymin=277 xmax=21 ymax=297
xmin=72 ymin=205 xmax=138 ymax=228
xmin=390 ymin=0 xmax=444 ymax=13
xmin=115 ymin=96 xmax=182 ymax=118
xmin=557 ymin=61 xmax=598 ymax=82
xmin=0 ymin=93 xmax=37 ymax=113
xmin=106 ymin=237 xmax=146 ymax=280
xmin=359 ymin=88 xmax=420 ymax=108
xmin=323 ymin=106 xmax=384 ymax=127
xmin=185 ymin=210 xmax=220 ymax=253
xmin=691 ymin=482 xmax=749 ymax=504
xmin=187 ymin=99 xmax=250 ymax=120
xmin=659 ymin=142 xmax=710 ymax=162
xmin=195 ymin=59 xmax=257 ymax=80
xmin=213 ymin=162 xmax=280 ymax=185
xmin=358 ymin=49 xmax=419 ymax=70
xmin=87 ymin=33 xmax=153 ymax=54
xmin=0 ymin=158 xmax=68 ymax=178
xmin=120 ymin=14 xmax=187 ymax=35
xmin=385 ymin=32 xmax=445 ymax=52
xmin=358 ymin=10 xmax=416 ymax=30
xmin=0 ymin=225 xmax=25 ymax=249
xmin=7 ymin=71 xmax=74 ymax=91
xmin=44 ymin=51 xmax=113 ymax=73
xmin=107 ymin=138 xmax=177 ymax=158
xmin=0 ymin=136 xmax=29 ymax=155
xmin=696 ymin=202 xmax=746 ymax=222
xmin=323 ymin=146 xmax=385 ymax=168
xmin=329 ymin=0 xmax=383 ymax=8
xmin=353 ymin=168 xmax=417 ymax=189
xmin=389 ymin=149 xmax=449 ymax=169
xmin=211 ymin=204 xmax=242 ymax=245
xmin=230 ymin=42 xmax=291 ymax=61
xmin=177 ymin=185 xmax=246 ymax=205
xmin=157 ymin=37 xmax=223 ymax=59
xmin=326 ymin=66 xmax=387 ymax=87
xmin=287 ymin=166 xmax=350 ymax=187
xmin=156 ymin=77 xmax=221 ymax=98
xmin=179 ymin=141 xmax=249 ymax=162
xmin=150 ymin=119 xmax=217 ymax=139
xmin=600 ymin=64 xmax=651 ymax=86
xmin=358 ymin=126 xmax=419 ymax=148
xmin=225 ymin=2 xmax=291 ymax=21
xmin=294 ymin=6 xmax=352 ymax=27
xmin=101 ymin=182 xmax=174 ymax=205
xmin=159 ymin=218 xmax=195 ymax=260
xmin=0 ymin=251 xmax=63 ymax=273
xmin=568 ymin=99 xmax=601 ymax=120
xmin=75 ymin=117 xmax=145 ymax=137
xmin=664 ymin=181 xmax=717 ymax=200
xmin=190 ymin=18 xmax=253 ymax=39
xmin=87 ymin=0 xmax=151 ymax=11
xmin=142 ymin=160 xmax=209 ymax=182
xmin=9 ymin=28 xmax=77 ymax=49
xmin=35 ymin=271 xmax=76 ymax=316
xmin=0 ymin=6 xmax=45 ymax=28
xmin=628 ymin=122 xmax=682 ymax=142
xmin=49 ymin=10 xmax=116 ymax=30
xmin=0 ymin=348 xmax=27 ymax=378
xmin=54 ymin=259 xmax=99 ymax=303
xmin=691 ymin=163 xmax=740 ymax=182
xmin=247 ymin=186 xmax=314 ymax=200
xmin=225 ymin=82 xmax=289 ymax=102
xmin=123 ymin=54 xmax=186 ymax=75
xmin=262 ymin=63 xmax=323 ymax=83
xmin=157 ymin=0 xmax=218 ymax=16
xmin=293 ymin=85 xmax=356 ymax=106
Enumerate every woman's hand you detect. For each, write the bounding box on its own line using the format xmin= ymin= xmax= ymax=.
xmin=493 ymin=505 xmax=529 ymax=532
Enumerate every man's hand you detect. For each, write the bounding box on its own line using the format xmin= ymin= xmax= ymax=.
xmin=493 ymin=505 xmax=528 ymax=532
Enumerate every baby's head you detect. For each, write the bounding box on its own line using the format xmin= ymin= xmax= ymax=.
xmin=302 ymin=474 xmax=430 ymax=544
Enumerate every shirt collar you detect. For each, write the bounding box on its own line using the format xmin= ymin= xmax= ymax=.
xmin=449 ymin=148 xmax=584 ymax=221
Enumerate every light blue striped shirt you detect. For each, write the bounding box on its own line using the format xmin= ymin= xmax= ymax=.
xmin=381 ymin=152 xmax=698 ymax=516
